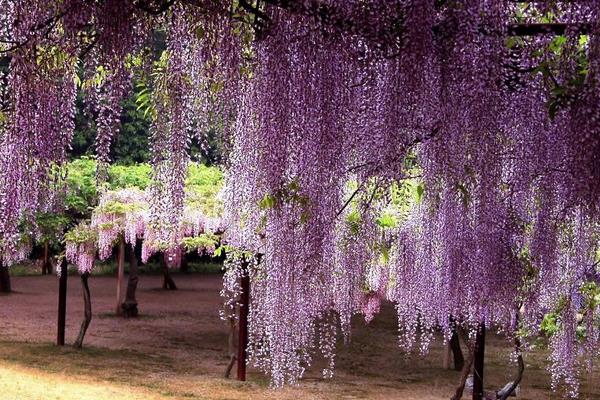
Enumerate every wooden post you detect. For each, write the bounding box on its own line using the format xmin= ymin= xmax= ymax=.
xmin=0 ymin=259 xmax=10 ymax=293
xmin=42 ymin=242 xmax=53 ymax=275
xmin=115 ymin=237 xmax=125 ymax=315
xmin=42 ymin=242 xmax=48 ymax=275
xmin=237 ymin=260 xmax=250 ymax=381
xmin=472 ymin=323 xmax=486 ymax=400
xmin=57 ymin=258 xmax=68 ymax=346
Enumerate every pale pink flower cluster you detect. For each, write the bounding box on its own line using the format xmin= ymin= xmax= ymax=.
xmin=91 ymin=188 xmax=148 ymax=260
xmin=65 ymin=240 xmax=96 ymax=274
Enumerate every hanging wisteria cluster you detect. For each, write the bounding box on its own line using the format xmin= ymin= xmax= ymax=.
xmin=146 ymin=4 xmax=241 ymax=248
xmin=65 ymin=221 xmax=98 ymax=274
xmin=91 ymin=187 xmax=148 ymax=260
xmin=2 ymin=0 xmax=600 ymax=397
xmin=0 ymin=0 xmax=77 ymax=262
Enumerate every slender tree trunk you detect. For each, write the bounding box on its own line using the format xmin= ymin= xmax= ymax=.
xmin=237 ymin=261 xmax=250 ymax=381
xmin=42 ymin=242 xmax=52 ymax=275
xmin=161 ymin=253 xmax=177 ymax=290
xmin=73 ymin=272 xmax=92 ymax=349
xmin=444 ymin=329 xmax=464 ymax=370
xmin=498 ymin=349 xmax=524 ymax=400
xmin=224 ymin=315 xmax=238 ymax=378
xmin=57 ymin=258 xmax=68 ymax=346
xmin=121 ymin=243 xmax=139 ymax=318
xmin=498 ymin=313 xmax=524 ymax=400
xmin=180 ymin=249 xmax=189 ymax=273
xmin=451 ymin=328 xmax=475 ymax=400
xmin=450 ymin=329 xmax=464 ymax=371
xmin=0 ymin=259 xmax=10 ymax=293
xmin=115 ymin=237 xmax=125 ymax=315
xmin=472 ymin=323 xmax=486 ymax=400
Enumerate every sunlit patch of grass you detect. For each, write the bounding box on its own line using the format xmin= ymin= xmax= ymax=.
xmin=0 ymin=341 xmax=329 ymax=400
xmin=0 ymin=364 xmax=162 ymax=400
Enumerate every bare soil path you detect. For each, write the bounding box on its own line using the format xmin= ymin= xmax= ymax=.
xmin=0 ymin=274 xmax=598 ymax=399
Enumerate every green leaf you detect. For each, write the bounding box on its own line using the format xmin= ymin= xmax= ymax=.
xmin=376 ymin=213 xmax=397 ymax=229
xmin=259 ymin=193 xmax=277 ymax=210
xmin=346 ymin=210 xmax=362 ymax=235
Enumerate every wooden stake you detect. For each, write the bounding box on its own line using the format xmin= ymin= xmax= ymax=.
xmin=115 ymin=237 xmax=125 ymax=315
xmin=57 ymin=258 xmax=68 ymax=346
xmin=42 ymin=242 xmax=49 ymax=275
xmin=237 ymin=260 xmax=250 ymax=381
xmin=0 ymin=259 xmax=10 ymax=293
xmin=473 ymin=323 xmax=486 ymax=400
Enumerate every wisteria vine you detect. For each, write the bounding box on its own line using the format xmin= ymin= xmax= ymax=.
xmin=2 ymin=1 xmax=600 ymax=397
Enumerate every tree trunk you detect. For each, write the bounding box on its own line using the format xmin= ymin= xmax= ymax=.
xmin=115 ymin=237 xmax=125 ymax=315
xmin=498 ymin=351 xmax=524 ymax=400
xmin=180 ymin=249 xmax=189 ymax=273
xmin=57 ymin=258 xmax=68 ymax=346
xmin=42 ymin=242 xmax=52 ymax=275
xmin=121 ymin=243 xmax=139 ymax=318
xmin=498 ymin=315 xmax=524 ymax=400
xmin=450 ymin=329 xmax=465 ymax=371
xmin=161 ymin=253 xmax=177 ymax=290
xmin=224 ymin=315 xmax=238 ymax=378
xmin=73 ymin=272 xmax=92 ymax=349
xmin=0 ymin=260 xmax=10 ymax=293
xmin=451 ymin=328 xmax=475 ymax=400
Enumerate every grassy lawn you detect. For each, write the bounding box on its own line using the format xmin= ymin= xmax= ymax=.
xmin=1 ymin=274 xmax=599 ymax=400
xmin=0 ymin=341 xmax=322 ymax=400
xmin=1 ymin=363 xmax=161 ymax=400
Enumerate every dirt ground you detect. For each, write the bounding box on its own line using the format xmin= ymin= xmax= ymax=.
xmin=0 ymin=273 xmax=599 ymax=400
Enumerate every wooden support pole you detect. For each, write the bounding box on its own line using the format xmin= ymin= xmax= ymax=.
xmin=473 ymin=323 xmax=486 ymax=400
xmin=57 ymin=258 xmax=68 ymax=346
xmin=42 ymin=242 xmax=49 ymax=275
xmin=115 ymin=237 xmax=125 ymax=315
xmin=0 ymin=259 xmax=10 ymax=293
xmin=237 ymin=260 xmax=250 ymax=381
